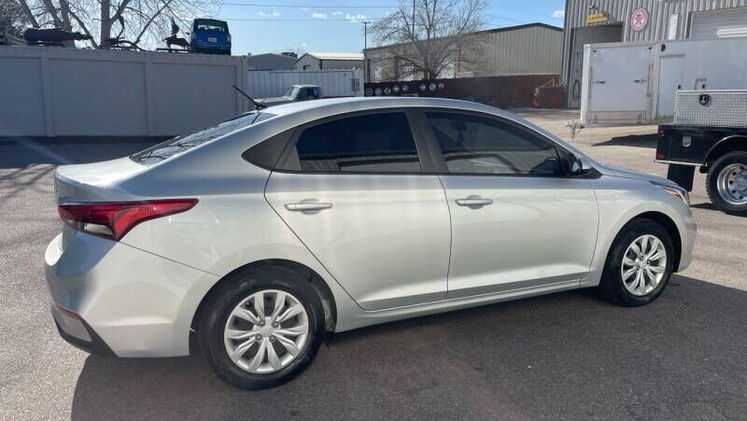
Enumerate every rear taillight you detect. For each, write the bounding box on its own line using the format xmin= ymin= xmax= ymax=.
xmin=58 ymin=199 xmax=198 ymax=241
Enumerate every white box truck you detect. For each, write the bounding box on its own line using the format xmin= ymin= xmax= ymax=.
xmin=580 ymin=38 xmax=747 ymax=126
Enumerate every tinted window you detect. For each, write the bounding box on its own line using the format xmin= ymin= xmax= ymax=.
xmin=131 ymin=112 xmax=275 ymax=165
xmin=426 ymin=112 xmax=562 ymax=176
xmin=285 ymin=113 xmax=421 ymax=173
xmin=195 ymin=20 xmax=227 ymax=32
xmin=306 ymin=87 xmax=320 ymax=99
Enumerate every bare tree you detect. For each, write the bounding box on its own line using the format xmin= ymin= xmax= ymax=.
xmin=15 ymin=0 xmax=221 ymax=49
xmin=371 ymin=0 xmax=487 ymax=81
xmin=1 ymin=0 xmax=31 ymax=36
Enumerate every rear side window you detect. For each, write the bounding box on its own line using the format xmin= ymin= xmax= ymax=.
xmin=131 ymin=112 xmax=274 ymax=165
xmin=426 ymin=112 xmax=562 ymax=176
xmin=279 ymin=112 xmax=422 ymax=173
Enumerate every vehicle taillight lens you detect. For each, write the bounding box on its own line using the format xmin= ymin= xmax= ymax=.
xmin=58 ymin=199 xmax=198 ymax=241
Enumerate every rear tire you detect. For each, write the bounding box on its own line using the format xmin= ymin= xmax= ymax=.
xmin=706 ymin=151 xmax=747 ymax=215
xmin=198 ymin=265 xmax=325 ymax=390
xmin=598 ymin=219 xmax=674 ymax=306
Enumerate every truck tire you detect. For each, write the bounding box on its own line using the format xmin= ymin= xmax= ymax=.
xmin=706 ymin=151 xmax=747 ymax=215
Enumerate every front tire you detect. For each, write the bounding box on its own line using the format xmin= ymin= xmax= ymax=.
xmin=599 ymin=219 xmax=675 ymax=306
xmin=706 ymin=151 xmax=747 ymax=215
xmin=198 ymin=265 xmax=325 ymax=390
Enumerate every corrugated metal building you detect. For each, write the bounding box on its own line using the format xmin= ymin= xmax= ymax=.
xmin=563 ymin=0 xmax=747 ymax=107
xmin=246 ymin=53 xmax=297 ymax=70
xmin=364 ymin=23 xmax=562 ymax=82
xmin=295 ymin=52 xmax=364 ymax=71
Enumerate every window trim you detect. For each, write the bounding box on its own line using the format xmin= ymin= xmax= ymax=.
xmin=272 ymin=108 xmax=439 ymax=175
xmin=416 ymin=108 xmax=578 ymax=178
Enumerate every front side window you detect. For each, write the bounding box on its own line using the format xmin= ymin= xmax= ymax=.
xmin=426 ymin=112 xmax=562 ymax=176
xmin=282 ymin=112 xmax=421 ymax=173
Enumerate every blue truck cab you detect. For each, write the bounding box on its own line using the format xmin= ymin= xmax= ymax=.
xmin=190 ymin=19 xmax=231 ymax=55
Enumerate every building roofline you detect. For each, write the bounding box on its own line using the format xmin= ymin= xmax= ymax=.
xmin=481 ymin=22 xmax=562 ymax=34
xmin=297 ymin=52 xmax=365 ymax=62
xmin=364 ymin=22 xmax=562 ymax=53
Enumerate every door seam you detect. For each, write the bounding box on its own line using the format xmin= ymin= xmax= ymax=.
xmin=436 ymin=174 xmax=453 ymax=298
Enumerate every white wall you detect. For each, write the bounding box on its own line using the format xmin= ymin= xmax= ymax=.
xmin=246 ymin=69 xmax=363 ymax=99
xmin=0 ymin=47 xmax=247 ymax=137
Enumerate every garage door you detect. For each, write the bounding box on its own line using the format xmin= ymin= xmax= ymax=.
xmin=691 ymin=7 xmax=747 ymax=40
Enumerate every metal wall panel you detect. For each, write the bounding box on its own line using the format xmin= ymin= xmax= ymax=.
xmin=365 ymin=24 xmax=562 ymax=82
xmin=562 ymin=0 xmax=747 ymax=89
xmin=246 ymin=69 xmax=363 ymax=98
xmin=691 ymin=7 xmax=747 ymax=39
xmin=0 ymin=46 xmax=247 ymax=137
xmin=320 ymin=59 xmax=364 ymax=70
xmin=477 ymin=26 xmax=563 ymax=76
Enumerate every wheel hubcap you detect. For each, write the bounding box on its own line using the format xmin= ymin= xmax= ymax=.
xmin=717 ymin=163 xmax=747 ymax=205
xmin=223 ymin=289 xmax=309 ymax=374
xmin=620 ymin=235 xmax=667 ymax=296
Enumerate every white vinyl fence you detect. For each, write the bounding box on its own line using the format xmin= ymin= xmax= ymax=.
xmin=0 ymin=46 xmax=248 ymax=137
xmin=246 ymin=69 xmax=363 ymax=99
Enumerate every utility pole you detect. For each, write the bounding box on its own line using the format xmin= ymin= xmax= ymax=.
xmin=362 ymin=21 xmax=370 ymax=83
xmin=411 ymin=0 xmax=416 ymax=36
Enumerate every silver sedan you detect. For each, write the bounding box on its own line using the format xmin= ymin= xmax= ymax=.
xmin=45 ymin=97 xmax=696 ymax=389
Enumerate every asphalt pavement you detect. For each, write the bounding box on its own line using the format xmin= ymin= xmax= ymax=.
xmin=0 ymin=112 xmax=744 ymax=420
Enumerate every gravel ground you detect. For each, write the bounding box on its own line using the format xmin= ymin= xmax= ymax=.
xmin=0 ymin=111 xmax=744 ymax=420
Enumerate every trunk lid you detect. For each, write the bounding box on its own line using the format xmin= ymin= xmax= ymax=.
xmin=54 ymin=157 xmax=147 ymax=203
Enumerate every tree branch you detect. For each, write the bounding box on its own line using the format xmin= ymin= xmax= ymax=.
xmin=16 ymin=0 xmax=40 ymax=27
xmin=68 ymin=8 xmax=98 ymax=48
xmin=133 ymin=0 xmax=174 ymax=45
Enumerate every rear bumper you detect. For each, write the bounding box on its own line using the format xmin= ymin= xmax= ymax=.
xmin=45 ymin=230 xmax=219 ymax=357
xmin=190 ymin=42 xmax=231 ymax=53
xmin=52 ymin=304 xmax=115 ymax=356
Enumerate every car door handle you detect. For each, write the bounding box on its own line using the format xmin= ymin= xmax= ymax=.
xmin=284 ymin=202 xmax=334 ymax=211
xmin=455 ymin=197 xmax=493 ymax=207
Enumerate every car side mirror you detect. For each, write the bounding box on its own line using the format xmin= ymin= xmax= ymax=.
xmin=564 ymin=153 xmax=584 ymax=176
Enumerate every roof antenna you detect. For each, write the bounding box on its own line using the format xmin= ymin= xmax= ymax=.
xmin=232 ymin=84 xmax=267 ymax=110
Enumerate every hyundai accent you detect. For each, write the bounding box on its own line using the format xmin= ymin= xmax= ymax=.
xmin=45 ymin=97 xmax=696 ymax=389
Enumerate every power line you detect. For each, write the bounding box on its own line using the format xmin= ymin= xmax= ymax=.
xmin=221 ymin=17 xmax=383 ymax=22
xmin=222 ymin=2 xmax=397 ymax=8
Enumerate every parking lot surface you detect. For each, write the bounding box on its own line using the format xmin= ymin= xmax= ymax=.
xmin=1 ymin=110 xmax=745 ymax=420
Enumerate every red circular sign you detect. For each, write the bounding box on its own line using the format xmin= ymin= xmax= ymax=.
xmin=631 ymin=7 xmax=649 ymax=31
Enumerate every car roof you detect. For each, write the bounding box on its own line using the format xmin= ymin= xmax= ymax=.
xmin=262 ymin=96 xmax=505 ymax=118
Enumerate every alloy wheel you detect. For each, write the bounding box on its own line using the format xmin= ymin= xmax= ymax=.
xmin=223 ymin=289 xmax=309 ymax=374
xmin=620 ymin=234 xmax=667 ymax=296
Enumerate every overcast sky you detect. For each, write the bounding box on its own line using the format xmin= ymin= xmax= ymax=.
xmin=215 ymin=0 xmax=566 ymax=56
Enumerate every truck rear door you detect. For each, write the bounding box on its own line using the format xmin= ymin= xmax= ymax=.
xmin=581 ymin=44 xmax=653 ymax=125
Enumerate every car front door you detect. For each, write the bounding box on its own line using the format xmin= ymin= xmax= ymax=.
xmin=264 ymin=110 xmax=451 ymax=310
xmin=421 ymin=110 xmax=599 ymax=298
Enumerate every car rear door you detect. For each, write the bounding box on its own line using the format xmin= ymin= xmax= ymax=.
xmin=264 ymin=110 xmax=451 ymax=310
xmin=420 ymin=110 xmax=599 ymax=298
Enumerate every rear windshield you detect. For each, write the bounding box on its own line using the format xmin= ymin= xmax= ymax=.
xmin=195 ymin=20 xmax=228 ymax=32
xmin=130 ymin=112 xmax=275 ymax=165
